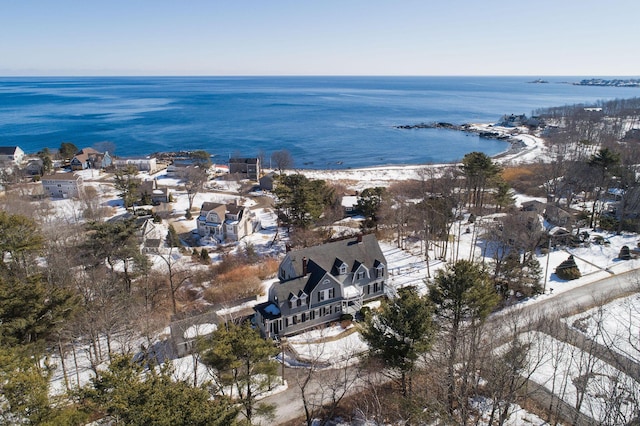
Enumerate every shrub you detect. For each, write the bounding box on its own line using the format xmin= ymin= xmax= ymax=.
xmin=340 ymin=313 xmax=353 ymax=322
xmin=555 ymin=255 xmax=581 ymax=280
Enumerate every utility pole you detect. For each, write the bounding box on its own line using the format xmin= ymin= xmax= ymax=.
xmin=544 ymin=233 xmax=552 ymax=293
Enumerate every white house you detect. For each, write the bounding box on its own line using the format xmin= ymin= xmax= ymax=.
xmin=0 ymin=146 xmax=25 ymax=165
xmin=41 ymin=173 xmax=84 ymax=198
xmin=114 ymin=157 xmax=157 ymax=172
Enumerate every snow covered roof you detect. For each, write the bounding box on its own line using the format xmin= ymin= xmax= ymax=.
xmin=183 ymin=323 xmax=217 ymax=339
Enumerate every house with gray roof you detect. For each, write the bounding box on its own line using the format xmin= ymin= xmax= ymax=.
xmin=0 ymin=146 xmax=25 ymax=165
xmin=196 ymin=201 xmax=256 ymax=243
xmin=254 ymin=234 xmax=387 ymax=338
xmin=41 ymin=172 xmax=84 ymax=198
xmin=229 ymin=157 xmax=260 ymax=181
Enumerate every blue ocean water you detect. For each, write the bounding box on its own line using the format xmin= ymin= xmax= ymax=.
xmin=1 ymin=76 xmax=638 ymax=169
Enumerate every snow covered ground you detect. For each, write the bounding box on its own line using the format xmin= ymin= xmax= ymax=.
xmin=38 ymin=124 xmax=640 ymax=424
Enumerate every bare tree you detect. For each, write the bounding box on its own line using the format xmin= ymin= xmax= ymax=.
xmin=180 ymin=166 xmax=209 ymax=219
xmin=271 ymin=149 xmax=294 ymax=172
xmin=158 ymin=247 xmax=192 ymax=315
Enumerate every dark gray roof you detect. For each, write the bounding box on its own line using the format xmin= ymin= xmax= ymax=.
xmin=272 ymin=234 xmax=386 ymax=303
xmin=285 ymin=234 xmax=384 ymax=279
xmin=0 ymin=146 xmax=19 ymax=155
xmin=229 ymin=157 xmax=258 ymax=164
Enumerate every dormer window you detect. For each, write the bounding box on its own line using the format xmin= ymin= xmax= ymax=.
xmin=289 ymin=294 xmax=298 ymax=309
xmin=376 ymin=264 xmax=385 ymax=278
xmin=339 ymin=263 xmax=347 ymax=275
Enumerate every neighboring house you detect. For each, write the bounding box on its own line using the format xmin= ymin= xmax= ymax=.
xmin=229 ymin=157 xmax=260 ymax=181
xmin=196 ymin=201 xmax=256 ymax=242
xmin=114 ymin=157 xmax=157 ymax=172
xmin=70 ymin=148 xmax=112 ymax=170
xmin=23 ymin=158 xmax=44 ymax=176
xmin=521 ymin=200 xmax=546 ymax=215
xmin=545 ymin=204 xmax=575 ymax=229
xmin=259 ymin=171 xmax=276 ymax=191
xmin=166 ymin=159 xmax=196 ymax=177
xmin=137 ymin=179 xmax=170 ymax=204
xmin=341 ymin=194 xmax=359 ymax=216
xmin=41 ymin=172 xmax=83 ymax=198
xmin=497 ymin=114 xmax=528 ymax=127
xmin=0 ymin=146 xmax=25 ymax=165
xmin=254 ymin=234 xmax=387 ymax=338
xmin=136 ymin=217 xmax=167 ymax=254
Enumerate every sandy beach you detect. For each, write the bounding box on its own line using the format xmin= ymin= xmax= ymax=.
xmin=296 ymin=123 xmax=548 ymax=190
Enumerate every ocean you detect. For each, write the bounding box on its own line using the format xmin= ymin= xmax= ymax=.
xmin=1 ymin=76 xmax=638 ymax=169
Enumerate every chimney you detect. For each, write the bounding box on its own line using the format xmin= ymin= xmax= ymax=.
xmin=302 ymin=257 xmax=308 ymax=275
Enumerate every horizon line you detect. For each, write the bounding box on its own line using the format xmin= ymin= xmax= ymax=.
xmin=1 ymin=74 xmax=639 ymax=78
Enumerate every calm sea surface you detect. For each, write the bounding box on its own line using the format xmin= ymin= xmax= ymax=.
xmin=1 ymin=76 xmax=638 ymax=169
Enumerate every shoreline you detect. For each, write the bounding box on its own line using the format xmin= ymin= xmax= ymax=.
xmin=293 ymin=122 xmax=544 ymax=186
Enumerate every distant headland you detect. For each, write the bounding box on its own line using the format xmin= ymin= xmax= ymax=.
xmin=573 ymin=78 xmax=640 ymax=88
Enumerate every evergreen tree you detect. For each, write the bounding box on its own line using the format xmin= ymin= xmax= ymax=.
xmin=0 ymin=211 xmax=45 ymax=277
xmin=461 ymin=151 xmax=501 ymax=209
xmin=83 ymin=218 xmax=148 ymax=292
xmin=0 ymin=346 xmax=83 ymax=425
xmin=198 ymin=322 xmax=279 ymax=424
xmin=58 ymin=142 xmax=78 ymax=160
xmin=429 ymin=260 xmax=500 ymax=417
xmin=356 ymin=187 xmax=386 ymax=230
xmin=166 ymin=224 xmax=182 ymax=248
xmin=82 ymin=355 xmax=238 ymax=426
xmin=361 ymin=286 xmax=435 ymax=396
xmin=113 ymin=164 xmax=140 ymax=209
xmin=37 ymin=148 xmax=53 ymax=175
xmin=274 ymin=174 xmax=333 ymax=229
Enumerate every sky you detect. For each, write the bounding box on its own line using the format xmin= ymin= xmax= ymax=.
xmin=1 ymin=0 xmax=639 ymax=76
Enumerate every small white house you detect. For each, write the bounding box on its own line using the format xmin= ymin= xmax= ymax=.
xmin=41 ymin=173 xmax=84 ymax=198
xmin=0 ymin=146 xmax=25 ymax=165
xmin=114 ymin=157 xmax=157 ymax=172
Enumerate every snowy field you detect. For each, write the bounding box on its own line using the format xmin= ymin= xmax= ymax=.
xmin=565 ymin=293 xmax=640 ymax=363
xmin=520 ymin=331 xmax=639 ymax=424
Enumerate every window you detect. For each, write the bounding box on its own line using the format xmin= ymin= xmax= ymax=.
xmin=356 ymin=271 xmax=366 ymax=280
xmin=376 ymin=265 xmax=385 ymax=278
xmin=318 ymin=288 xmax=334 ymax=302
xmin=339 ymin=263 xmax=347 ymax=275
xmin=297 ymin=299 xmax=302 ymax=307
xmin=310 ymin=310 xmax=316 ymax=320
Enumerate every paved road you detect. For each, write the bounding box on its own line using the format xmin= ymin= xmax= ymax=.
xmin=262 ymin=269 xmax=640 ymax=425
